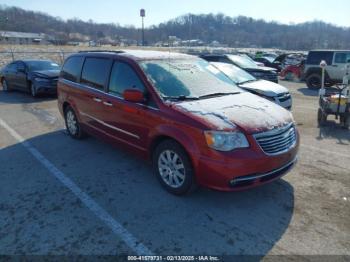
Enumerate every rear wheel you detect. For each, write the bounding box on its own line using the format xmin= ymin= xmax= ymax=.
xmin=306 ymin=73 xmax=322 ymax=89
xmin=64 ymin=106 xmax=85 ymax=139
xmin=153 ymin=140 xmax=197 ymax=195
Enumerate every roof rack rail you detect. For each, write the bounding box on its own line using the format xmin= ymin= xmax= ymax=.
xmin=78 ymin=50 xmax=124 ymax=53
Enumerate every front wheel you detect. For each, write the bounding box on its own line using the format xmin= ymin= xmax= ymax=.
xmin=2 ymin=79 xmax=10 ymax=92
xmin=153 ymin=140 xmax=197 ymax=195
xmin=30 ymin=82 xmax=39 ymax=97
xmin=64 ymin=106 xmax=85 ymax=139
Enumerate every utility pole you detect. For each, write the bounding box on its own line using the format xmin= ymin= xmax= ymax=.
xmin=140 ymin=9 xmax=145 ymax=46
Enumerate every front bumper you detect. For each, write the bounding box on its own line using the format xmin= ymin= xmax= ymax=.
xmin=195 ymin=138 xmax=299 ymax=191
xmin=34 ymin=81 xmax=57 ymax=94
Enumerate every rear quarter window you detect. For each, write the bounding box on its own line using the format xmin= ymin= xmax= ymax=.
xmin=306 ymin=51 xmax=333 ymax=65
xmin=60 ymin=56 xmax=84 ymax=82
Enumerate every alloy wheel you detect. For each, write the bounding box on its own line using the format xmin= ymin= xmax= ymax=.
xmin=66 ymin=110 xmax=78 ymax=135
xmin=158 ymin=150 xmax=186 ymax=188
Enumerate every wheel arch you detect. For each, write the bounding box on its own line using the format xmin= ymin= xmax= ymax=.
xmin=148 ymin=126 xmax=201 ymax=168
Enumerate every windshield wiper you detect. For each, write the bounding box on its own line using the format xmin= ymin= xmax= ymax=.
xmin=163 ymin=95 xmax=199 ymax=101
xmin=199 ymin=92 xmax=240 ymax=99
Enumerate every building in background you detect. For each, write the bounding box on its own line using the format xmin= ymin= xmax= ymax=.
xmin=0 ymin=31 xmax=47 ymax=45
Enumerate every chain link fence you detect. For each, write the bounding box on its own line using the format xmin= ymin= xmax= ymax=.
xmin=0 ymin=50 xmax=76 ymax=68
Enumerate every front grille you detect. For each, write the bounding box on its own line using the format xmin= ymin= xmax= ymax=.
xmin=254 ymin=123 xmax=296 ymax=155
xmin=277 ymin=93 xmax=291 ymax=103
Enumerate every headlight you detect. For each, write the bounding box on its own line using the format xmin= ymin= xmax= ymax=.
xmin=34 ymin=77 xmax=50 ymax=82
xmin=204 ymin=131 xmax=249 ymax=151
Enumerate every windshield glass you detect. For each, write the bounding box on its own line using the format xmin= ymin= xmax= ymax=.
xmin=26 ymin=61 xmax=60 ymax=72
xmin=140 ymin=59 xmax=241 ymax=98
xmin=263 ymin=56 xmax=274 ymax=63
xmin=212 ymin=63 xmax=256 ymax=84
xmin=228 ymin=55 xmax=259 ymax=69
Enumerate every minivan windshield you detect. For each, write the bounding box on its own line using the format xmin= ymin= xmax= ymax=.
xmin=26 ymin=61 xmax=60 ymax=72
xmin=211 ymin=63 xmax=256 ymax=84
xmin=140 ymin=59 xmax=241 ymax=99
xmin=228 ymin=55 xmax=259 ymax=69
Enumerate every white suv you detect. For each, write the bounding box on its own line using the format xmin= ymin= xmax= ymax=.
xmin=303 ymin=50 xmax=350 ymax=89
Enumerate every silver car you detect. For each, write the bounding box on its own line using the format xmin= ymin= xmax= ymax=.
xmin=211 ymin=62 xmax=292 ymax=110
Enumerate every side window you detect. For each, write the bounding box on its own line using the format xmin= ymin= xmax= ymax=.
xmin=334 ymin=53 xmax=347 ymax=64
xmin=80 ymin=58 xmax=112 ymax=90
xmin=108 ymin=62 xmax=145 ymax=96
xmin=16 ymin=62 xmax=26 ymax=72
xmin=307 ymin=51 xmax=333 ymax=65
xmin=61 ymin=56 xmax=84 ymax=82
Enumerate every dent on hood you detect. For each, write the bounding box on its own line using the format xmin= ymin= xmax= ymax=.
xmin=172 ymin=92 xmax=293 ymax=133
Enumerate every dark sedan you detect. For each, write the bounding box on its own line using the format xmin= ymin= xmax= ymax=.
xmin=0 ymin=60 xmax=60 ymax=97
xmin=254 ymin=57 xmax=282 ymax=72
xmin=201 ymin=54 xmax=279 ymax=83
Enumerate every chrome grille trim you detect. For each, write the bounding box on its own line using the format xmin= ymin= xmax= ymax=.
xmin=254 ymin=123 xmax=297 ymax=156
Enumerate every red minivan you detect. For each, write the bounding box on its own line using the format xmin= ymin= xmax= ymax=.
xmin=57 ymin=50 xmax=299 ymax=195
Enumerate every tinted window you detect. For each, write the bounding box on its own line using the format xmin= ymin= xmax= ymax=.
xmin=61 ymin=56 xmax=84 ymax=82
xmin=108 ymin=62 xmax=145 ymax=96
xmin=203 ymin=56 xmax=220 ymax=62
xmin=334 ymin=53 xmax=347 ymax=63
xmin=16 ymin=61 xmax=26 ymax=70
xmin=306 ymin=51 xmax=333 ymax=65
xmin=81 ymin=58 xmax=112 ymax=90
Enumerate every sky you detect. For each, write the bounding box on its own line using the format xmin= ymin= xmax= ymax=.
xmin=0 ymin=0 xmax=349 ymax=28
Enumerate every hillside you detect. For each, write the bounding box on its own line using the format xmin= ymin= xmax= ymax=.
xmin=0 ymin=5 xmax=349 ymax=50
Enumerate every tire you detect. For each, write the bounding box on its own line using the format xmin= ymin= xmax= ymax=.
xmin=317 ymin=108 xmax=327 ymax=126
xmin=30 ymin=82 xmax=37 ymax=97
xmin=2 ymin=79 xmax=10 ymax=92
xmin=153 ymin=140 xmax=197 ymax=195
xmin=64 ymin=106 xmax=85 ymax=139
xmin=306 ymin=73 xmax=322 ymax=89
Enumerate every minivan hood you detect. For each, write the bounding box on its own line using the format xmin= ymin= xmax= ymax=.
xmin=239 ymin=80 xmax=289 ymax=97
xmin=173 ymin=92 xmax=293 ymax=134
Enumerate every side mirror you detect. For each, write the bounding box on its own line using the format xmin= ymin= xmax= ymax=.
xmin=123 ymin=89 xmax=145 ymax=103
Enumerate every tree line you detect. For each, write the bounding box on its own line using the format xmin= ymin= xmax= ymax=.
xmin=0 ymin=5 xmax=349 ymax=50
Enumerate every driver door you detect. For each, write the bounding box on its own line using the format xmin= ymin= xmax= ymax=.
xmin=14 ymin=61 xmax=28 ymax=90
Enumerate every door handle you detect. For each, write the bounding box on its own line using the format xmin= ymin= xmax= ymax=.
xmin=93 ymin=97 xmax=102 ymax=102
xmin=103 ymin=101 xmax=113 ymax=107
xmin=332 ymin=65 xmax=338 ymax=67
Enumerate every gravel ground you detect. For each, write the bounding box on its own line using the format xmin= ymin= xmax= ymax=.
xmin=0 ymin=77 xmax=349 ymax=260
